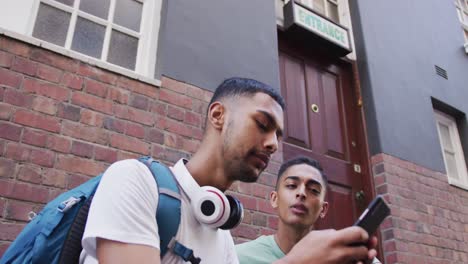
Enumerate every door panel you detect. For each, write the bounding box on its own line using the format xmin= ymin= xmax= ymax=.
xmin=279 ymin=36 xmax=364 ymax=230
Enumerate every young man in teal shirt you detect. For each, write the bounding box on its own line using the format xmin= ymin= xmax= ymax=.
xmin=236 ymin=156 xmax=381 ymax=264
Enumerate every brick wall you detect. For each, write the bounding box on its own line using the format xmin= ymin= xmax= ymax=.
xmin=373 ymin=153 xmax=468 ymax=264
xmin=0 ymin=35 xmax=280 ymax=255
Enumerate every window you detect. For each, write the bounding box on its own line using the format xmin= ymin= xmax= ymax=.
xmin=298 ymin=0 xmax=340 ymax=23
xmin=455 ymin=0 xmax=468 ymax=53
xmin=434 ymin=110 xmax=468 ymax=189
xmin=0 ymin=0 xmax=161 ymax=79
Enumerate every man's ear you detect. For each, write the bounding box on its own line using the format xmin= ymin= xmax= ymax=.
xmin=270 ymin=191 xmax=279 ymax=209
xmin=207 ymin=101 xmax=225 ymax=130
xmin=319 ymin=201 xmax=329 ymax=219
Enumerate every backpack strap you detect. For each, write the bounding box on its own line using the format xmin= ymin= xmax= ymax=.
xmin=139 ymin=157 xmax=191 ymax=260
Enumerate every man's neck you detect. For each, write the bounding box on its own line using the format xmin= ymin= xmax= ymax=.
xmin=274 ymin=223 xmax=310 ymax=254
xmin=185 ymin=147 xmax=233 ymax=191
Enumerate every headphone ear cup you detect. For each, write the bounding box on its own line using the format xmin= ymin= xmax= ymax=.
xmin=219 ymin=195 xmax=244 ymax=230
xmin=192 ymin=186 xmax=231 ymax=228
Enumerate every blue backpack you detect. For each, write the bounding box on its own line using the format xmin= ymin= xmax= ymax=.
xmin=1 ymin=157 xmax=199 ymax=264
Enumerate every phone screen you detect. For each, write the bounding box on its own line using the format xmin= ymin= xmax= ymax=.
xmin=353 ymin=195 xmax=390 ymax=235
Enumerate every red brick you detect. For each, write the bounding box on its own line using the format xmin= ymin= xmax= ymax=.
xmin=61 ymin=121 xmax=109 ymax=145
xmin=80 ymin=109 xmax=104 ymax=127
xmin=0 ymin=122 xmax=22 ymax=141
xmin=117 ymin=151 xmax=140 ymax=161
xmin=0 ymin=222 xmax=25 ymax=241
xmin=129 ymin=94 xmax=149 ymax=110
xmin=103 ymin=117 xmax=126 ymax=133
xmin=185 ymin=111 xmax=202 ymax=126
xmin=23 ymin=78 xmax=70 ymax=101
xmin=110 ymin=134 xmax=150 ymax=154
xmin=57 ymin=103 xmax=81 ymax=121
xmin=161 ymin=77 xmax=188 ymax=94
xmin=268 ymin=215 xmax=279 ymax=229
xmin=56 ymin=155 xmax=107 ymax=176
xmin=252 ymin=183 xmax=273 ymax=199
xmin=36 ymin=63 xmax=62 ymax=83
xmin=0 ymin=198 xmax=5 ymax=217
xmin=117 ymin=76 xmax=158 ymax=98
xmin=32 ymin=96 xmax=57 ymax=115
xmin=164 ymin=134 xmax=183 ymax=149
xmin=150 ymin=101 xmax=167 ymax=115
xmin=191 ymin=99 xmax=208 ymax=114
xmin=125 ymin=122 xmax=145 ymax=139
xmin=237 ymin=194 xmax=257 ymax=210
xmin=0 ymin=68 xmax=22 ymax=88
xmin=191 ymin=127 xmax=204 ymax=140
xmin=231 ymin=224 xmax=259 ymax=240
xmin=182 ymin=138 xmax=200 ymax=153
xmin=5 ymin=143 xmax=31 ymax=161
xmin=11 ymin=57 xmax=37 ymax=76
xmin=114 ymin=105 xmax=155 ymax=126
xmin=42 ymin=168 xmax=67 ymax=188
xmin=0 ymin=50 xmax=14 ymax=67
xmin=0 ymin=158 xmax=16 ymax=179
xmin=0 ymin=37 xmax=31 ymax=57
xmin=5 ymin=200 xmax=41 ymax=222
xmin=160 ymin=89 xmax=192 ymax=109
xmin=71 ymin=92 xmax=113 ymax=115
xmin=67 ymin=173 xmax=92 ymax=189
xmin=47 ymin=135 xmax=71 ymax=153
xmin=252 ymin=212 xmax=267 ymax=227
xmin=0 ymin=179 xmax=49 ymax=203
xmin=22 ymin=128 xmax=47 ymax=147
xmin=95 ymin=146 xmax=118 ymax=163
xmin=202 ymin=90 xmax=213 ymax=102
xmin=78 ymin=64 xmax=117 ymax=85
xmin=146 ymin=128 xmax=164 ymax=144
xmin=61 ymin=72 xmax=83 ymax=90
xmin=30 ymin=148 xmax=55 ymax=167
xmin=85 ymin=79 xmax=109 ymax=98
xmin=71 ymin=141 xmax=94 ymax=158
xmin=108 ymin=87 xmax=129 ymax=104
xmin=165 ymin=119 xmax=192 ymax=137
xmin=168 ymin=105 xmax=184 ymax=121
xmin=14 ymin=110 xmax=60 ymax=132
xmin=30 ymin=48 xmax=78 ymax=73
xmin=17 ymin=165 xmax=42 ymax=184
xmin=185 ymin=83 xmax=205 ymax=100
xmin=0 ymin=103 xmax=12 ymax=120
xmin=257 ymin=198 xmax=275 ymax=214
xmin=4 ymin=88 xmax=33 ymax=108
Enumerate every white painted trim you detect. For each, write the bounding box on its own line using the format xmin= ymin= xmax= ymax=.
xmin=0 ymin=28 xmax=161 ymax=87
xmin=434 ymin=110 xmax=468 ymax=190
xmin=65 ymin=0 xmax=80 ymax=49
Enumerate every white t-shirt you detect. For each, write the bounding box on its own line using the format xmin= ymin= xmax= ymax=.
xmin=80 ymin=159 xmax=239 ymax=264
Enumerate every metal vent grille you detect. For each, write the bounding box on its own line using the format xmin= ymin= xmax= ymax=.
xmin=435 ymin=65 xmax=448 ymax=79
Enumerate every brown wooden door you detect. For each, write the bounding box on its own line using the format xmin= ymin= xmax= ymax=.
xmin=278 ymin=35 xmax=369 ymax=230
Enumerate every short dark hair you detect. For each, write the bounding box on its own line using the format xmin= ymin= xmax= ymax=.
xmin=276 ymin=156 xmax=328 ymax=191
xmin=208 ymin=77 xmax=285 ymax=110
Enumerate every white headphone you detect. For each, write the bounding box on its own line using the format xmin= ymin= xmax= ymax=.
xmin=173 ymin=163 xmax=244 ymax=230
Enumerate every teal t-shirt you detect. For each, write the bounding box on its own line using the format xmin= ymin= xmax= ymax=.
xmin=236 ymin=235 xmax=285 ymax=264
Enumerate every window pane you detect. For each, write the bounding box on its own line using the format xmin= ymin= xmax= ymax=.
xmin=54 ymin=0 xmax=74 ymax=6
xmin=444 ymin=151 xmax=460 ymax=180
xmin=327 ymin=1 xmax=339 ymax=23
xmin=313 ymin=0 xmax=326 ymax=15
xmin=107 ymin=30 xmax=138 ymax=70
xmin=33 ymin=4 xmax=71 ymax=46
xmin=114 ymin=0 xmax=142 ymax=32
xmin=79 ymin=0 xmax=110 ymax=19
xmin=71 ymin=17 xmax=105 ymax=58
xmin=438 ymin=123 xmax=454 ymax=151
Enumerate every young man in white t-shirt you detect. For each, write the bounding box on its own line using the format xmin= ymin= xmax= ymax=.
xmin=80 ymin=78 xmax=378 ymax=264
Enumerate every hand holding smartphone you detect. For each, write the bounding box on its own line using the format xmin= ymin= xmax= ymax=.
xmin=353 ymin=195 xmax=390 ymax=236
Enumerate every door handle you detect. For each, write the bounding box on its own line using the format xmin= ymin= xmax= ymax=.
xmin=355 ymin=190 xmax=365 ymax=201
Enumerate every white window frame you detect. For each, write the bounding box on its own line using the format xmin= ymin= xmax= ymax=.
xmin=298 ymin=0 xmax=340 ymax=23
xmin=455 ymin=0 xmax=468 ymax=53
xmin=434 ymin=110 xmax=468 ymax=190
xmin=0 ymin=0 xmax=161 ymax=85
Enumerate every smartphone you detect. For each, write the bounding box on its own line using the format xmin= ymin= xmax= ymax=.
xmin=353 ymin=195 xmax=390 ymax=236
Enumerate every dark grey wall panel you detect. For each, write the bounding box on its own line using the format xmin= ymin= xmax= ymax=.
xmin=158 ymin=0 xmax=280 ymax=91
xmin=351 ymin=0 xmax=468 ymax=172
